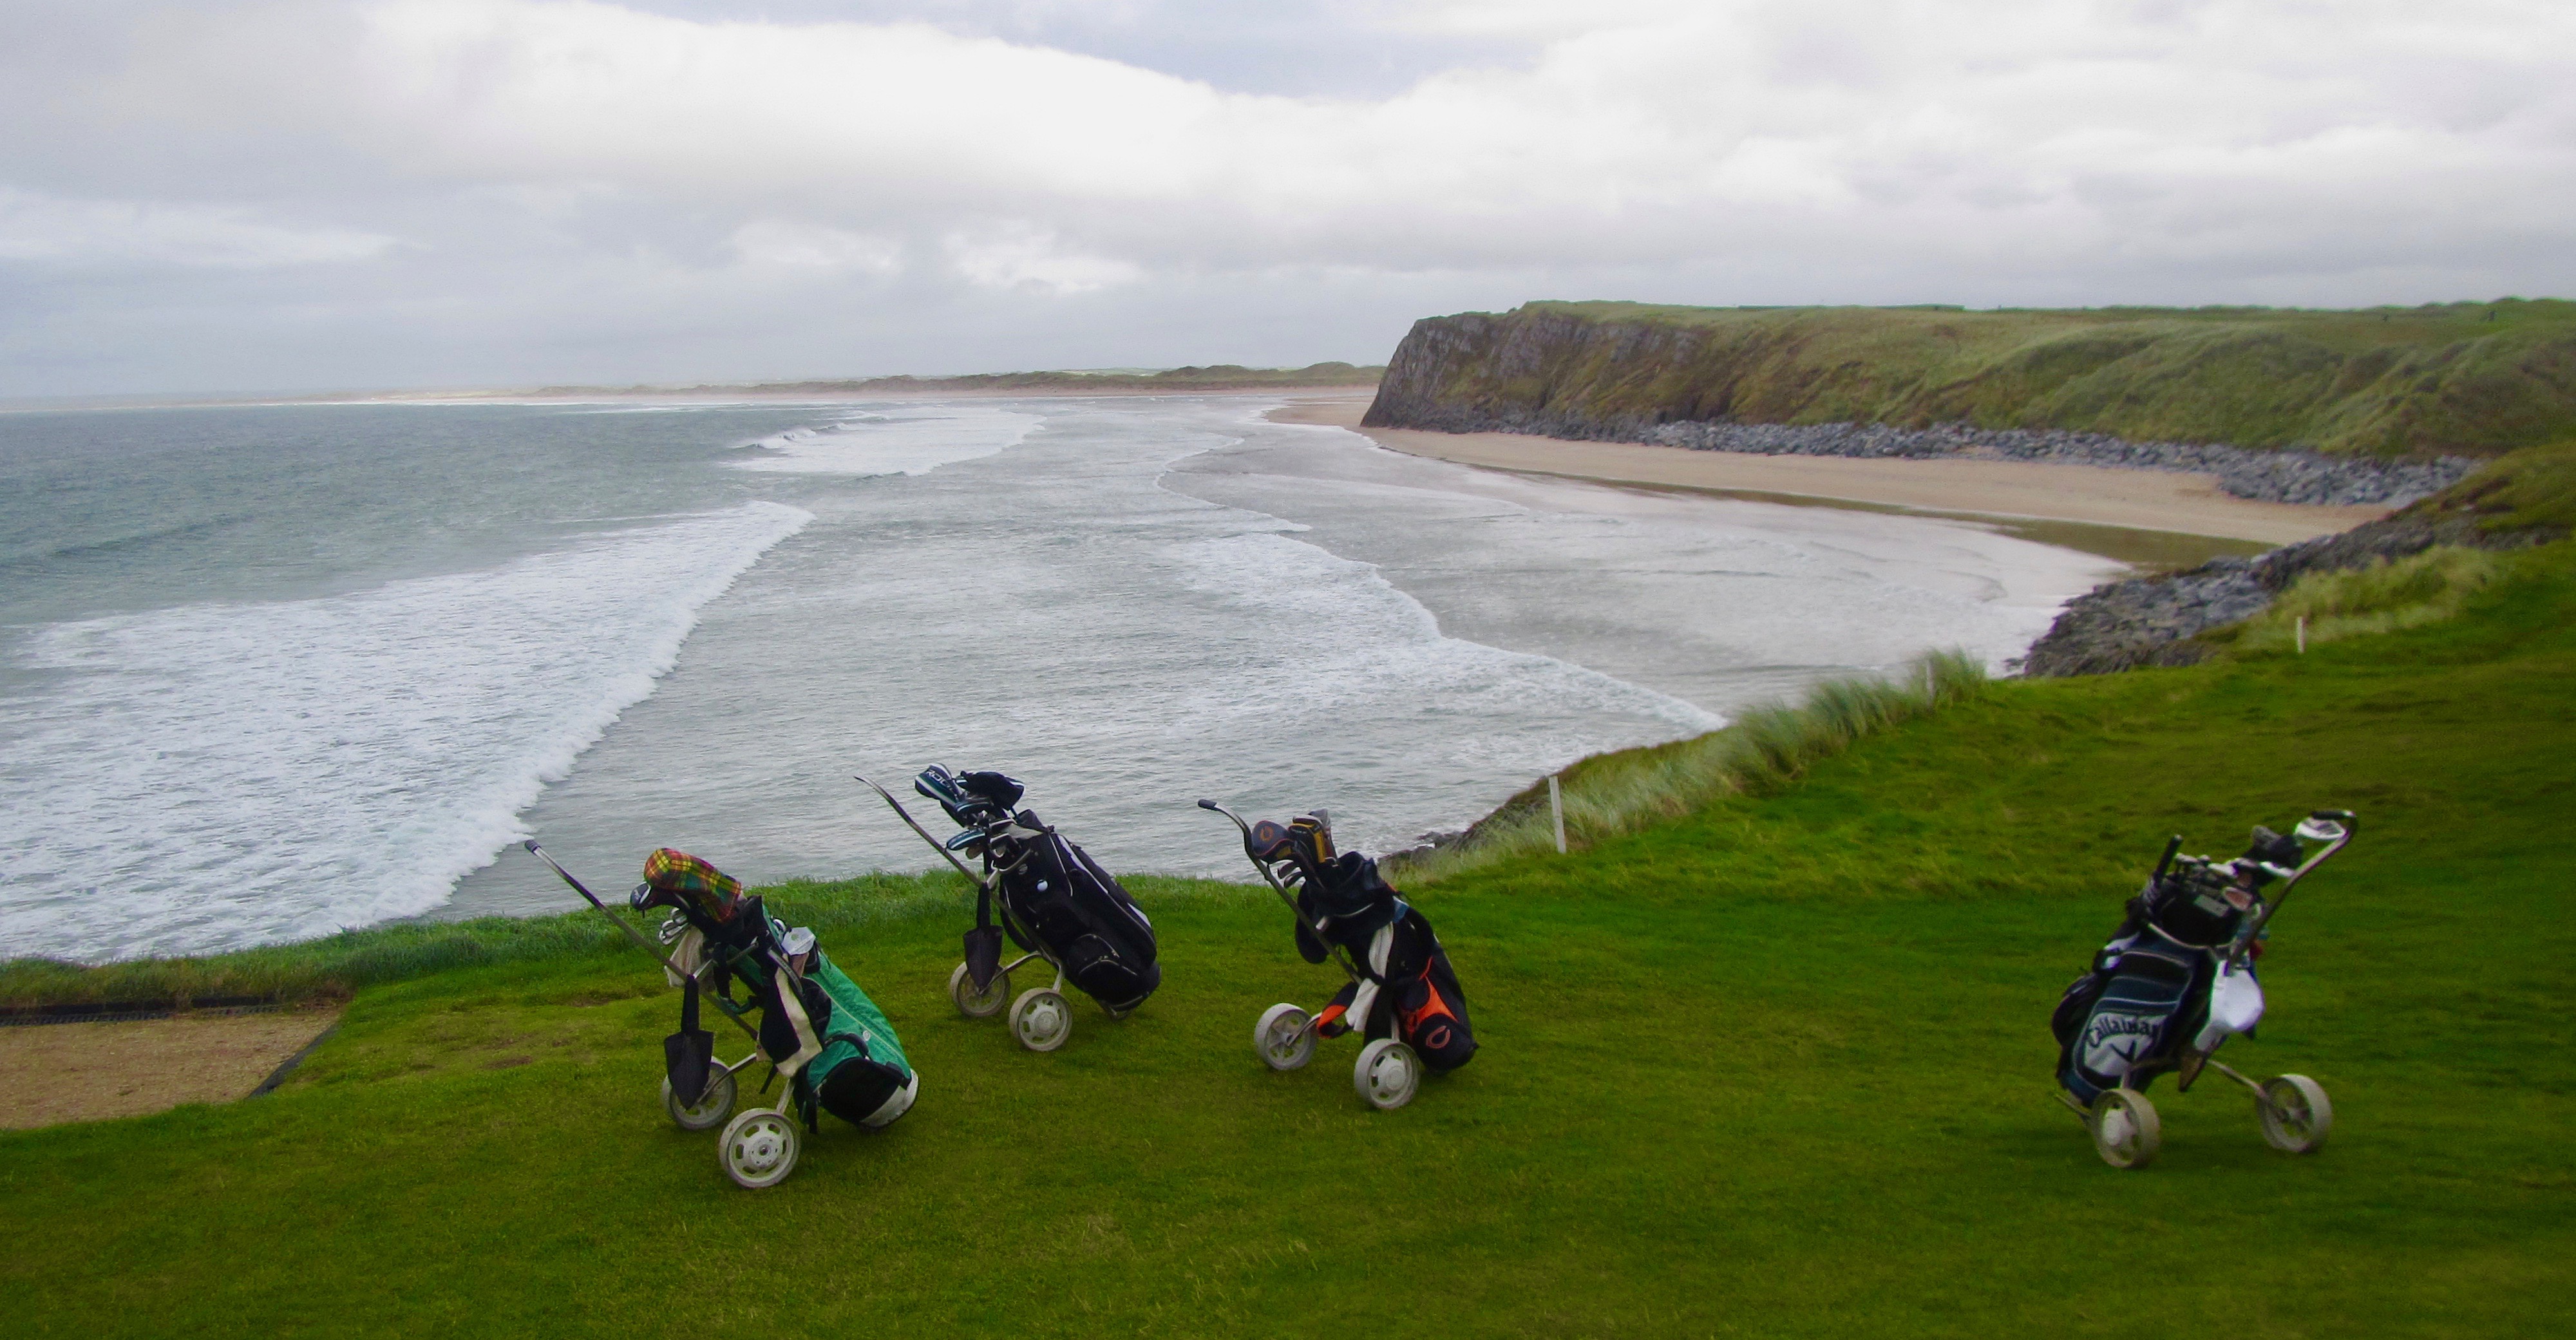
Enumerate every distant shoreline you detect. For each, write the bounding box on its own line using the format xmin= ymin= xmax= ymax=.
xmin=1270 ymin=393 xmax=2378 ymax=555
xmin=2 ymin=364 xmax=1385 ymax=413
xmin=356 ymin=363 xmax=1385 ymax=404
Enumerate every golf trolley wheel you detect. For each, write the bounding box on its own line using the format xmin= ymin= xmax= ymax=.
xmin=2259 ymin=1075 xmax=2333 ymax=1154
xmin=1354 ymin=1038 xmax=1421 ymax=1111
xmin=1010 ymin=987 xmax=1072 ymax=1053
xmin=1255 ymin=1003 xmax=1316 ymax=1071
xmin=2090 ymin=1089 xmax=2162 ymax=1169
xmin=661 ymin=1068 xmax=737 ymax=1131
xmin=948 ymin=961 xmax=1010 ymax=1019
xmin=717 ymin=1108 xmax=800 ymax=1190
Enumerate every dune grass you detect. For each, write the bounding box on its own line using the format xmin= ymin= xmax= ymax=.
xmin=5 ymin=546 xmax=2571 ymax=1336
xmin=2403 ymin=438 xmax=2576 ymax=534
xmin=1387 ymin=650 xmax=1985 ymax=885
xmin=2225 ymin=546 xmax=2503 ymax=654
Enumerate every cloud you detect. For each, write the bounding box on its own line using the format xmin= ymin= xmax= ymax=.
xmin=0 ymin=0 xmax=2570 ymax=393
xmin=728 ymin=220 xmax=904 ymax=275
xmin=944 ymin=226 xmax=1142 ymax=294
xmin=290 ymin=0 xmax=2576 ymax=270
xmin=0 ymin=187 xmax=399 ymax=269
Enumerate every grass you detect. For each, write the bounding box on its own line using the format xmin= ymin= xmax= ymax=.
xmin=1397 ymin=299 xmax=2576 ymax=457
xmin=1387 ymin=649 xmax=1987 ymax=885
xmin=2223 ymin=547 xmax=2501 ymax=654
xmin=2401 ymin=439 xmax=2576 ymax=534
xmin=0 ymin=872 xmax=972 ymax=1010
xmin=6 ymin=545 xmax=2573 ymax=1335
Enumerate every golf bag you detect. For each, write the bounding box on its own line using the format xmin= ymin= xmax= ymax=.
xmin=638 ymin=848 xmax=917 ymax=1131
xmin=1287 ymin=836 xmax=1477 ymax=1074
xmin=916 ymin=768 xmax=1161 ymax=1012
xmin=2051 ymin=827 xmax=2303 ymax=1103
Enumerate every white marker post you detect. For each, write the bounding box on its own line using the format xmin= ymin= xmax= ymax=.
xmin=1549 ymin=775 xmax=1567 ymax=854
xmin=2297 ymin=616 xmax=2307 ymax=655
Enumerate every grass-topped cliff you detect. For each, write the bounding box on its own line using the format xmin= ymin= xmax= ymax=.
xmin=7 ymin=527 xmax=2571 ymax=1333
xmin=1367 ymin=299 xmax=2576 ymax=458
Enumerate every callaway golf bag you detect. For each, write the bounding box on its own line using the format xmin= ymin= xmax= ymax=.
xmin=2047 ymin=811 xmax=2355 ymax=1168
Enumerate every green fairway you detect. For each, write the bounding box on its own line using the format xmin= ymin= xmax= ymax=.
xmin=7 ymin=546 xmax=2572 ymax=1337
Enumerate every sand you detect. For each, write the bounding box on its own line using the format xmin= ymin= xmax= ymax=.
xmin=0 ymin=1007 xmax=342 ymax=1130
xmin=1272 ymin=395 xmax=2385 ymax=547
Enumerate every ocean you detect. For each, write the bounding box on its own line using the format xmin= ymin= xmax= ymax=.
xmin=0 ymin=395 xmax=2117 ymax=961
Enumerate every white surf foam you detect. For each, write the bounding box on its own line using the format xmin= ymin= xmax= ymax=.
xmin=0 ymin=501 xmax=811 ymax=961
xmin=730 ymin=406 xmax=1042 ymax=476
xmin=1152 ymin=531 xmax=1726 ymax=856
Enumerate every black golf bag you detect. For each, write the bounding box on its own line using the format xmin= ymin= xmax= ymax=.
xmin=916 ymin=767 xmax=1161 ymax=1012
xmin=2052 ymin=827 xmax=2302 ymax=1103
xmin=1275 ymin=823 xmax=1476 ymax=1073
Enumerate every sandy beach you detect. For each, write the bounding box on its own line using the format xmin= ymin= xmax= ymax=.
xmin=1274 ymin=395 xmax=2384 ymax=547
xmin=0 ymin=1007 xmax=341 ymax=1129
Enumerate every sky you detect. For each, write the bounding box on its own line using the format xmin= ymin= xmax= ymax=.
xmin=3 ymin=0 xmax=2571 ymax=397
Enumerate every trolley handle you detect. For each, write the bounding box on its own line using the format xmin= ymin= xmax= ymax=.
xmin=859 ymin=775 xmax=994 ymax=892
xmin=524 ymin=842 xmax=763 ymax=1044
xmin=2224 ymin=808 xmax=2359 ymax=968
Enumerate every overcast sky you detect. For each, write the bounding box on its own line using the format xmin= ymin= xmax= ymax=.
xmin=4 ymin=0 xmax=2571 ymax=397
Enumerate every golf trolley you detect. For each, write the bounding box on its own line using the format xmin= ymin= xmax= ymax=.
xmin=860 ymin=769 xmax=1159 ymax=1053
xmin=1199 ymin=799 xmax=1473 ymax=1110
xmin=2054 ymin=810 xmax=2356 ymax=1169
xmin=527 ymin=842 xmax=916 ymax=1190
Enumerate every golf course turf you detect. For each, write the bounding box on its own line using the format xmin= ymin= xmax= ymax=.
xmin=6 ymin=542 xmax=2571 ymax=1337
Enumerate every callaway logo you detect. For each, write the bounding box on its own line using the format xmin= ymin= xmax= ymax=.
xmin=2081 ymin=1012 xmax=2164 ymax=1073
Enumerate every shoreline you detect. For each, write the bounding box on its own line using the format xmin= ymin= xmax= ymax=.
xmin=362 ymin=382 xmax=1388 ymax=407
xmin=1271 ymin=395 xmax=2383 ymax=553
xmin=3 ymin=382 xmax=1388 ymax=415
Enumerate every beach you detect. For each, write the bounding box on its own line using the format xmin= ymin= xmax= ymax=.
xmin=1273 ymin=394 xmax=2387 ymax=547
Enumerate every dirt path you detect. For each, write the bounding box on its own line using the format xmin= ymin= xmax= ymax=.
xmin=1273 ymin=395 xmax=2385 ymax=546
xmin=0 ymin=1007 xmax=343 ymax=1130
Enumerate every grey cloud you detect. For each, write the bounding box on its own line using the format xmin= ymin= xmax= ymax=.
xmin=0 ymin=0 xmax=2569 ymax=397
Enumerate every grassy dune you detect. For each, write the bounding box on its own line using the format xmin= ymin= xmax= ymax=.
xmin=1387 ymin=299 xmax=2576 ymax=457
xmin=6 ymin=547 xmax=2571 ymax=1335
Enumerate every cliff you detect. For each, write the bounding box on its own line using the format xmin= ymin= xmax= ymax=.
xmin=1365 ymin=301 xmax=2576 ymax=472
xmin=2019 ymin=442 xmax=2575 ymax=675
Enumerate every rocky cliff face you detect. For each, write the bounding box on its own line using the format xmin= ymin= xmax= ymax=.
xmin=1363 ymin=303 xmax=2576 ymax=506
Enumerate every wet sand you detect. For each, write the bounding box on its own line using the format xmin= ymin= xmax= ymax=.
xmin=1273 ymin=395 xmax=2382 ymax=549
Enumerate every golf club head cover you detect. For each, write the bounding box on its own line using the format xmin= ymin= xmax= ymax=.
xmin=958 ymin=770 xmax=1025 ymax=811
xmin=1248 ymin=818 xmax=1293 ymax=863
xmin=1307 ymin=851 xmax=1397 ymax=921
xmin=642 ymin=848 xmax=743 ymax=921
xmin=2239 ymin=826 xmax=2304 ymax=884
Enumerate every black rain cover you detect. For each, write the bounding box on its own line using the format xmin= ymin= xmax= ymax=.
xmin=992 ymin=814 xmax=1161 ymax=1011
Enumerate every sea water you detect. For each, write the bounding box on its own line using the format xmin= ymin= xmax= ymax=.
xmin=0 ymin=397 xmax=2116 ymax=960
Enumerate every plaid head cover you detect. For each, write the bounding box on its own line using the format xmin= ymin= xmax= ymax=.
xmin=642 ymin=848 xmax=743 ymax=919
